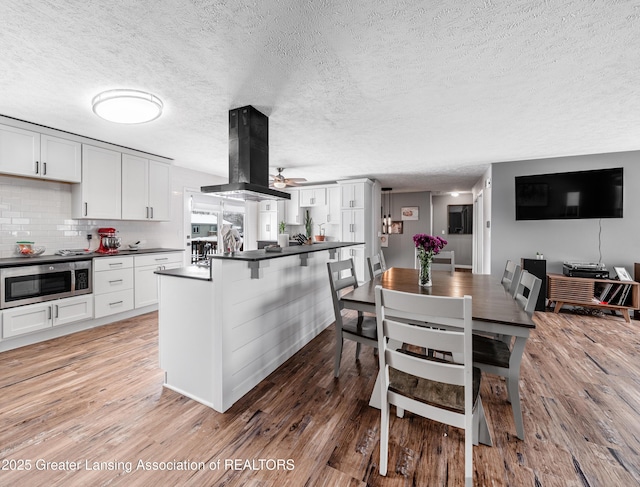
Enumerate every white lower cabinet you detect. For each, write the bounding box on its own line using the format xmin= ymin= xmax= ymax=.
xmin=134 ymin=252 xmax=183 ymax=308
xmin=53 ymin=295 xmax=94 ymax=327
xmin=2 ymin=295 xmax=93 ymax=339
xmin=94 ymin=256 xmax=134 ymax=318
xmin=94 ymin=290 xmax=134 ymax=318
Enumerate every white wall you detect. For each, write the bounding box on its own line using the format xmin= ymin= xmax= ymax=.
xmin=0 ymin=166 xmax=223 ymax=258
xmin=491 ymin=152 xmax=639 ymax=277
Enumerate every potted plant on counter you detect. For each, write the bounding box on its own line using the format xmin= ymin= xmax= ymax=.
xmin=304 ymin=210 xmax=313 ymax=244
xmin=315 ymin=222 xmax=326 ymax=242
xmin=277 ymin=221 xmax=289 ymax=248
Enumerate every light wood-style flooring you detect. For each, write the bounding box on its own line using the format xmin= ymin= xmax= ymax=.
xmin=0 ymin=308 xmax=639 ymax=486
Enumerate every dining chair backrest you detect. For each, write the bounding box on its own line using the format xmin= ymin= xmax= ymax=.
xmin=327 ymin=259 xmax=358 ymax=315
xmin=514 ymin=270 xmax=542 ymax=317
xmin=501 ymin=260 xmax=522 ymax=297
xmin=432 ymin=250 xmax=455 ymax=275
xmin=367 ymin=254 xmax=384 ymax=280
xmin=378 ymin=250 xmax=387 ymax=272
xmin=375 ymin=285 xmax=475 ymax=483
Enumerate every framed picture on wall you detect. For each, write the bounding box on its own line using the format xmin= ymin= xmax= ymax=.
xmin=389 ymin=221 xmax=403 ymax=234
xmin=401 ymin=206 xmax=419 ymax=220
xmin=380 ymin=235 xmax=389 ymax=247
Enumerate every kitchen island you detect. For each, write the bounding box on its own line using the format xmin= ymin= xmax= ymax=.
xmin=156 ymin=242 xmax=361 ymax=412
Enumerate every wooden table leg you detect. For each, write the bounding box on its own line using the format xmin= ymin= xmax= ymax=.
xmin=553 ymin=301 xmax=564 ymax=313
xmin=621 ymin=309 xmax=631 ymax=323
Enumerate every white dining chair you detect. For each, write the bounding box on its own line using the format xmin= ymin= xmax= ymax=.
xmin=375 ymin=286 xmax=491 ymax=486
xmin=432 ymin=250 xmax=455 ymax=275
xmin=473 ymin=270 xmax=542 ymax=440
xmin=327 ymin=259 xmax=378 ymax=378
xmin=367 ymin=254 xmax=384 ymax=280
xmin=378 ymin=250 xmax=387 ymax=272
xmin=501 ymin=260 xmax=522 ymax=297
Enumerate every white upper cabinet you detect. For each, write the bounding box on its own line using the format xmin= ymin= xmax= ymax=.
xmin=326 ymin=186 xmax=340 ymax=224
xmin=340 ymin=182 xmax=366 ymax=208
xmin=39 ymin=135 xmax=81 ymax=182
xmin=299 ymin=187 xmax=326 ymax=207
xmin=258 ymin=200 xmax=277 ymax=212
xmin=72 ymin=145 xmax=122 ymax=219
xmin=284 ymin=189 xmax=301 ymax=225
xmin=121 ymin=154 xmax=148 ymax=220
xmin=122 ymin=154 xmax=171 ymax=221
xmin=0 ymin=124 xmax=81 ymax=182
xmin=0 ymin=124 xmax=39 ymax=177
xmin=148 ymin=160 xmax=171 ymax=220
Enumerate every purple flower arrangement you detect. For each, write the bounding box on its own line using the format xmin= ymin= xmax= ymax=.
xmin=413 ymin=234 xmax=447 ymax=286
xmin=413 ymin=234 xmax=447 ymax=255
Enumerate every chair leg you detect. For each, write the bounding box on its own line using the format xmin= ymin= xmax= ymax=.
xmin=355 ymin=342 xmax=362 ymax=360
xmin=508 ymin=374 xmax=524 ymax=440
xmin=334 ymin=337 xmax=343 ymax=378
xmin=474 ymin=398 xmax=493 ymax=446
xmin=465 ymin=423 xmax=473 ymax=487
xmin=379 ymin=398 xmax=390 ymax=476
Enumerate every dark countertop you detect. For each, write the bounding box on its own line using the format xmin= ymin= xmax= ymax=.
xmin=210 ymin=241 xmax=362 ymax=262
xmin=0 ymin=248 xmax=184 ymax=268
xmin=155 ymin=264 xmax=212 ymax=281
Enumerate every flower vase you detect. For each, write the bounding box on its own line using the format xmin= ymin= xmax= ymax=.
xmin=418 ymin=258 xmax=432 ymax=287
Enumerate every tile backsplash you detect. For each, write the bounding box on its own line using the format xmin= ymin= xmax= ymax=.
xmin=0 ymin=175 xmax=175 ymax=258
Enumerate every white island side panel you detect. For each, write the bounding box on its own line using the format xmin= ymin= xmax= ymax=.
xmin=158 ymin=274 xmax=220 ymax=409
xmin=212 ymin=251 xmax=336 ymax=411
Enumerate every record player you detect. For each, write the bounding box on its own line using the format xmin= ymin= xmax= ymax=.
xmin=562 ymin=261 xmax=609 ymax=279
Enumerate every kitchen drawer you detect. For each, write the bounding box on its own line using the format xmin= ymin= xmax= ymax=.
xmin=94 ymin=289 xmax=134 ymax=318
xmin=94 ymin=256 xmax=134 ymax=272
xmin=134 ymin=252 xmax=183 ymax=268
xmin=94 ymin=268 xmax=134 ymax=294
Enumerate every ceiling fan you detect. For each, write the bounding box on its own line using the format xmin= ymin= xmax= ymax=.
xmin=269 ymin=167 xmax=307 ymax=189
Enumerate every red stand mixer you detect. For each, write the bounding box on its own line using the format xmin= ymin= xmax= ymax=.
xmin=96 ymin=227 xmax=121 ymax=254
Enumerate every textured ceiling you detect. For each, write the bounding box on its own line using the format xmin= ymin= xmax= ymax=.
xmin=1 ymin=1 xmax=639 ymax=192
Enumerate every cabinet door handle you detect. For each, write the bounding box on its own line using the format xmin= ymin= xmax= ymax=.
xmin=109 ymin=301 xmax=124 ymax=307
xmin=43 ymin=162 xmax=47 ymax=175
xmin=54 ymin=305 xmax=58 ymax=319
xmin=35 ymin=161 xmax=39 ymax=174
xmin=47 ymin=306 xmax=51 ymax=319
xmin=155 ymin=257 xmax=169 ymax=261
xmin=109 ymin=279 xmax=123 ymax=284
xmin=146 ymin=207 xmax=149 ymax=218
xmin=108 ymin=262 xmax=123 ymax=267
xmin=84 ymin=202 xmax=88 ymax=216
xmin=150 ymin=207 xmax=154 ymax=219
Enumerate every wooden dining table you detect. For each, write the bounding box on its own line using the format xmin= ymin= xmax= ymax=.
xmin=339 ymin=267 xmax=535 ymax=412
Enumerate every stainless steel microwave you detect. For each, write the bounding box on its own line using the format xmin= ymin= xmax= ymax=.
xmin=0 ymin=261 xmax=92 ymax=309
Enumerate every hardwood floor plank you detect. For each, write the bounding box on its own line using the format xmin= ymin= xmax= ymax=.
xmin=1 ymin=310 xmax=639 ymax=486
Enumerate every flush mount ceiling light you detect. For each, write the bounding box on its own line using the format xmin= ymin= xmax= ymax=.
xmin=451 ymin=192 xmax=460 ymax=197
xmin=92 ymin=89 xmax=163 ymax=124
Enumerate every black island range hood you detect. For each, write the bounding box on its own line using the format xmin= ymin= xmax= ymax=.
xmin=201 ymin=105 xmax=291 ymax=201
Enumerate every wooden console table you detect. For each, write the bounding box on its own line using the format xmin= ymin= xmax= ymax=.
xmin=547 ymin=273 xmax=639 ymax=323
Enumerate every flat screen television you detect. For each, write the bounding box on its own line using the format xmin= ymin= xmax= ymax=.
xmin=515 ymin=168 xmax=623 ymax=220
